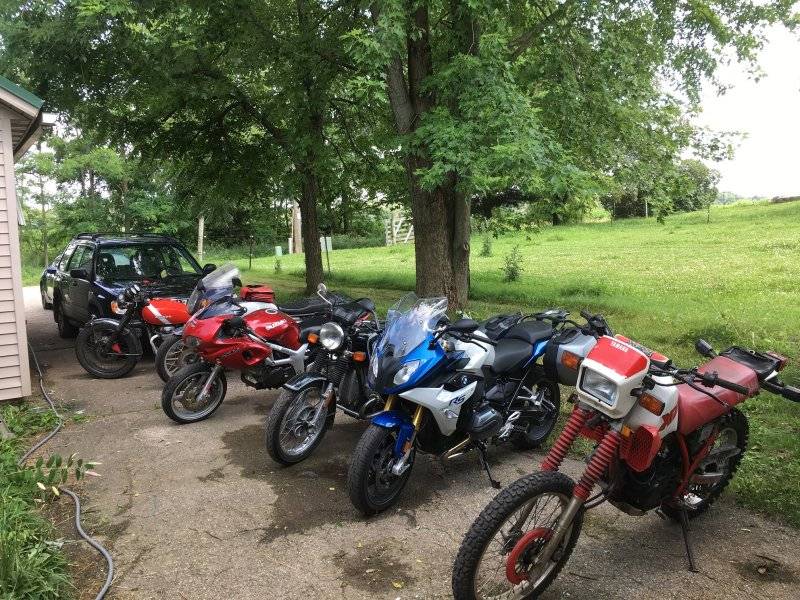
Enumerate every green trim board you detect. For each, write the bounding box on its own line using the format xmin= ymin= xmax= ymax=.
xmin=0 ymin=75 xmax=44 ymax=109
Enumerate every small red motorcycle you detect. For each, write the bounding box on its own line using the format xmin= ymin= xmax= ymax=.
xmin=453 ymin=335 xmax=800 ymax=599
xmin=160 ymin=284 xmax=370 ymax=424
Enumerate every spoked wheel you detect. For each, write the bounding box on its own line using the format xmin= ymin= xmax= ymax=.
xmin=155 ymin=335 xmax=198 ymax=382
xmin=75 ymin=324 xmax=140 ymax=378
xmin=662 ymin=408 xmax=748 ymax=521
xmin=347 ymin=424 xmax=415 ymax=516
xmin=453 ymin=471 xmax=582 ymax=600
xmin=265 ymin=385 xmax=335 ymax=465
xmin=511 ymin=379 xmax=561 ymax=450
xmin=161 ymin=363 xmax=227 ymax=424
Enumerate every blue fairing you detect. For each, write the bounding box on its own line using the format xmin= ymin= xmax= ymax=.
xmin=371 ymin=410 xmax=415 ymax=456
xmin=524 ymin=338 xmax=550 ymax=367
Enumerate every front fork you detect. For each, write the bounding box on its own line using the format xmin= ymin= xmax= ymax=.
xmin=197 ymin=364 xmax=224 ymax=403
xmin=387 ymin=395 xmax=425 ymax=476
xmin=530 ymin=404 xmax=622 ymax=568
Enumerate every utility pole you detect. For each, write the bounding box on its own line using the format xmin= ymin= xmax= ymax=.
xmin=291 ymin=201 xmax=302 ymax=254
xmin=197 ymin=215 xmax=205 ymax=263
xmin=37 ymin=141 xmax=48 ymax=266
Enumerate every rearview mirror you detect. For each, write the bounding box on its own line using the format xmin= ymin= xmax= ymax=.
xmin=202 ymin=263 xmax=217 ymax=274
xmin=317 ymin=282 xmax=328 ymax=295
xmin=695 ymin=339 xmax=716 ymax=358
xmin=450 ymin=318 xmax=480 ymax=333
xmin=70 ymin=268 xmax=89 ymax=280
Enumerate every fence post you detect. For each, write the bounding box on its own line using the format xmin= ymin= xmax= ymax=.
xmin=249 ymin=236 xmax=254 ymax=270
xmin=197 ymin=215 xmax=205 ymax=263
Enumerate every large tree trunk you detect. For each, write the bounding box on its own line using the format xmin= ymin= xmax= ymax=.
xmin=298 ymin=167 xmax=324 ymax=292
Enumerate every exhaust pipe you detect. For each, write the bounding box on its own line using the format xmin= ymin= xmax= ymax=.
xmin=443 ymin=437 xmax=472 ymax=460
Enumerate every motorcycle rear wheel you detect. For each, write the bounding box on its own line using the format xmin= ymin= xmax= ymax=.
xmin=161 ymin=363 xmax=227 ymax=424
xmin=155 ymin=334 xmax=198 ymax=382
xmin=511 ymin=379 xmax=561 ymax=450
xmin=452 ymin=471 xmax=582 ymax=600
xmin=265 ymin=384 xmax=336 ymax=465
xmin=347 ymin=424 xmax=414 ymax=516
xmin=661 ymin=408 xmax=748 ymax=521
xmin=75 ymin=323 xmax=140 ymax=379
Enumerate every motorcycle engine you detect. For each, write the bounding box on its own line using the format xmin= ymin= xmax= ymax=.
xmin=608 ymin=438 xmax=682 ymax=512
xmin=241 ymin=363 xmax=294 ymax=389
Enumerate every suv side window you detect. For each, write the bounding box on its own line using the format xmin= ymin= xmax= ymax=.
xmin=67 ymin=245 xmax=93 ymax=273
xmin=58 ymin=243 xmax=77 ymax=271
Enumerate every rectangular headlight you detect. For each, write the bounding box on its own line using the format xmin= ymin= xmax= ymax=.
xmin=580 ymin=369 xmax=617 ymax=406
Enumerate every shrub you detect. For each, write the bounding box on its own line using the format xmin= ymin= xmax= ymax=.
xmin=274 ymin=257 xmax=282 ymax=274
xmin=479 ymin=237 xmax=492 ymax=257
xmin=502 ymin=246 xmax=523 ymax=282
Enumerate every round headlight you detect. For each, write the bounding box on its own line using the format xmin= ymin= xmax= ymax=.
xmin=319 ymin=322 xmax=345 ymax=351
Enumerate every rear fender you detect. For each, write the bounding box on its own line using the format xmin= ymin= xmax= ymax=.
xmin=283 ymin=372 xmax=328 ymax=393
xmin=371 ymin=410 xmax=415 ymax=458
xmin=87 ymin=318 xmax=143 ymax=354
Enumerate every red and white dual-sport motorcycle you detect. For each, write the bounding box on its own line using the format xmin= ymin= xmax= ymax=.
xmin=453 ymin=335 xmax=800 ymax=599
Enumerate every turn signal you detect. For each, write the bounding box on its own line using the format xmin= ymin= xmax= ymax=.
xmin=307 ymin=333 xmax=319 ymax=344
xmin=560 ymin=351 xmax=580 ymax=370
xmin=352 ymin=351 xmax=367 ymax=362
xmin=638 ymin=393 xmax=665 ymax=416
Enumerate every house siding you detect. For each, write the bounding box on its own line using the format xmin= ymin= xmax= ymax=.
xmin=0 ymin=107 xmax=32 ymax=399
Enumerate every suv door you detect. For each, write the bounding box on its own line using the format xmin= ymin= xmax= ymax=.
xmin=63 ymin=243 xmax=95 ymax=322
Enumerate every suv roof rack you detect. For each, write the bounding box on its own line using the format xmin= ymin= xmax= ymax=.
xmin=74 ymin=232 xmax=179 ymax=242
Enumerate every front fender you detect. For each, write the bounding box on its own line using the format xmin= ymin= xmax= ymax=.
xmin=283 ymin=372 xmax=328 ymax=393
xmin=370 ymin=410 xmax=416 ymax=458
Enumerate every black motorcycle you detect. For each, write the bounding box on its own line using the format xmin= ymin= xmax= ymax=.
xmin=265 ymin=287 xmax=381 ymax=465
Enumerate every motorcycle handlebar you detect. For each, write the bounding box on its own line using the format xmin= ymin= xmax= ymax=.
xmin=696 ymin=370 xmax=751 ymax=396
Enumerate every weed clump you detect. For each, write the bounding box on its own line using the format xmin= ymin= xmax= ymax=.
xmin=502 ymin=246 xmax=523 ymax=282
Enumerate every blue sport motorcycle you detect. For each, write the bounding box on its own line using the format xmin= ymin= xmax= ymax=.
xmin=346 ymin=295 xmax=606 ymax=515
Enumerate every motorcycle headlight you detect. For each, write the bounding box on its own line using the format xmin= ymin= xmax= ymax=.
xmin=319 ymin=322 xmax=345 ymax=351
xmin=580 ymin=369 xmax=617 ymax=406
xmin=184 ymin=336 xmax=201 ymax=349
xmin=393 ymin=360 xmax=421 ymax=386
xmin=110 ymin=300 xmax=127 ymax=315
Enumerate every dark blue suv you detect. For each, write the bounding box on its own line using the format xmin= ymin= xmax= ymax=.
xmin=40 ymin=233 xmax=214 ymax=338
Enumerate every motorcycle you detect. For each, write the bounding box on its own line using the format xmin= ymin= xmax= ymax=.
xmin=452 ymin=335 xmax=800 ymax=600
xmin=75 ymin=283 xmax=190 ymax=379
xmin=265 ymin=285 xmax=381 ymax=465
xmin=346 ymin=295 xmax=608 ymax=515
xmin=160 ymin=283 xmax=364 ymax=424
xmin=154 ymin=264 xmax=274 ymax=381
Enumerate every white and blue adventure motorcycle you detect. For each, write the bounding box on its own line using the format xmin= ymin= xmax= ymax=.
xmin=346 ymin=295 xmax=611 ymax=515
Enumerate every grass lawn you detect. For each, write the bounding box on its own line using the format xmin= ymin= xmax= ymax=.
xmin=212 ymin=200 xmax=800 ymax=526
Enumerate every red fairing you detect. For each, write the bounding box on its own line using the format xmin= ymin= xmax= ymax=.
xmin=182 ymin=308 xmax=301 ymax=370
xmin=676 ymin=356 xmax=758 ymax=435
xmin=585 ymin=336 xmax=649 ymax=377
xmin=142 ymin=298 xmax=190 ymax=326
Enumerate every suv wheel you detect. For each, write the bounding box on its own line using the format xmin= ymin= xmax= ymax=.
xmin=55 ymin=303 xmax=78 ymax=338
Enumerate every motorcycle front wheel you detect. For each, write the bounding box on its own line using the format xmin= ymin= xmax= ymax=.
xmin=347 ymin=424 xmax=414 ymax=516
xmin=75 ymin=323 xmax=140 ymax=379
xmin=161 ymin=363 xmax=227 ymax=424
xmin=264 ymin=384 xmax=336 ymax=465
xmin=452 ymin=471 xmax=582 ymax=600
xmin=155 ymin=334 xmax=199 ymax=382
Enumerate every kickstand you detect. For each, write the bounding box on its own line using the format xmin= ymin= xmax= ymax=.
xmin=475 ymin=442 xmax=501 ymax=489
xmin=679 ymin=507 xmax=699 ymax=573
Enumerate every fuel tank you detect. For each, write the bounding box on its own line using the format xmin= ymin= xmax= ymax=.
xmin=142 ymin=298 xmax=190 ymax=326
xmin=244 ymin=308 xmax=301 ymax=349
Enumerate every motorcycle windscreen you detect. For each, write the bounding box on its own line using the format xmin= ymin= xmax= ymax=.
xmin=378 ymin=294 xmax=447 ymax=358
xmin=187 ymin=263 xmax=241 ymax=313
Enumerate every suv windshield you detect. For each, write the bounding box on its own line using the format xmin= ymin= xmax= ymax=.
xmin=95 ymin=244 xmax=201 ymax=282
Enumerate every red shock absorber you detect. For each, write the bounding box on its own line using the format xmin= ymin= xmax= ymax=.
xmin=541 ymin=404 xmax=592 ymax=472
xmin=573 ymin=429 xmax=623 ymax=500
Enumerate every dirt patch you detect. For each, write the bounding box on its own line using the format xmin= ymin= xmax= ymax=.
xmin=198 ymin=466 xmax=226 ymax=483
xmin=735 ymin=555 xmax=798 ymax=584
xmin=332 ymin=538 xmax=416 ymax=594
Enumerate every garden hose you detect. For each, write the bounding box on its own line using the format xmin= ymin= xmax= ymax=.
xmin=18 ymin=343 xmax=114 ymax=600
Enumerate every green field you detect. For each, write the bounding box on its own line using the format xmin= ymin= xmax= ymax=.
xmin=215 ymin=201 xmax=800 ymax=526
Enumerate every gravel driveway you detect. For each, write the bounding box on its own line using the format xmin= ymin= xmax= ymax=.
xmin=22 ymin=286 xmax=799 ymax=599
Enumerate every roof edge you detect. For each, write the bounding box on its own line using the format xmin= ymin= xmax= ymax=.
xmin=0 ymin=75 xmax=44 ymax=110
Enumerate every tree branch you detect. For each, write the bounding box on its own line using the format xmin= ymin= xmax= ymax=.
xmin=510 ymin=0 xmax=578 ymax=60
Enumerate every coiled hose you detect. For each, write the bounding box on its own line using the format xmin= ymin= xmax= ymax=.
xmin=17 ymin=343 xmax=114 ymax=599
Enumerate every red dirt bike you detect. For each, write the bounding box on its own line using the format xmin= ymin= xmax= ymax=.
xmin=453 ymin=335 xmax=800 ymax=599
xmin=75 ymin=283 xmax=190 ymax=378
xmin=161 ymin=285 xmax=371 ymax=424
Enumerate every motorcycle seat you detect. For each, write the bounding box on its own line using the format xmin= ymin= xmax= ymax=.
xmin=491 ymin=338 xmax=534 ymax=374
xmin=676 ymin=356 xmax=758 ymax=435
xmin=504 ymin=320 xmax=553 ymax=345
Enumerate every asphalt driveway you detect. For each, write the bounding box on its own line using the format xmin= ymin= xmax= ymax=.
xmin=22 ymin=286 xmax=800 ymax=599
